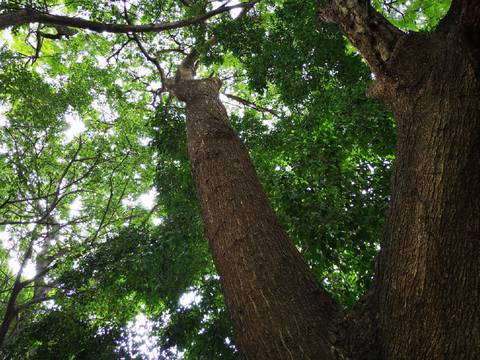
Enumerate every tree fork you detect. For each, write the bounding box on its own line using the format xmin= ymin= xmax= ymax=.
xmin=319 ymin=0 xmax=480 ymax=358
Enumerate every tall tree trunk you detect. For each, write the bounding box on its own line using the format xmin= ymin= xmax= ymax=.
xmin=374 ymin=30 xmax=480 ymax=359
xmin=320 ymin=1 xmax=480 ymax=358
xmin=170 ymin=78 xmax=338 ymax=359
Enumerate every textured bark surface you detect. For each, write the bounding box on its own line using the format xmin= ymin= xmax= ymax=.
xmin=173 ymin=78 xmax=338 ymax=359
xmin=317 ymin=0 xmax=402 ymax=75
xmin=374 ymin=30 xmax=480 ymax=360
xmin=320 ymin=1 xmax=480 ymax=358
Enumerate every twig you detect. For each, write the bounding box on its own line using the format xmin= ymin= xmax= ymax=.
xmin=106 ymin=38 xmax=133 ymax=62
xmin=223 ymin=93 xmax=280 ymax=117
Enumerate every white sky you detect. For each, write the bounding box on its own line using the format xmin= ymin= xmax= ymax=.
xmin=138 ymin=188 xmax=158 ymax=210
xmin=152 ymin=217 xmax=163 ymax=226
xmin=0 ymin=30 xmax=13 ymax=45
xmin=8 ymin=258 xmax=36 ymax=279
xmin=122 ymin=187 xmax=157 ymax=210
xmin=213 ymin=0 xmax=242 ymax=18
xmin=179 ymin=289 xmax=202 ymax=309
xmin=138 ymin=136 xmax=152 ymax=147
xmin=63 ymin=109 xmax=86 ymax=143
xmin=124 ymin=313 xmax=164 ymax=360
xmin=70 ymin=196 xmax=83 ymax=218
xmin=0 ymin=231 xmax=8 ymax=243
xmin=0 ymin=102 xmax=11 ymax=126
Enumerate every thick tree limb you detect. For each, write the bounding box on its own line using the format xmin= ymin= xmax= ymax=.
xmin=318 ymin=0 xmax=403 ymax=75
xmin=439 ymin=0 xmax=480 ymax=31
xmin=0 ymin=2 xmax=253 ymax=32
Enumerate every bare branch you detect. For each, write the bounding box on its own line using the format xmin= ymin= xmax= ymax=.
xmin=130 ymin=33 xmax=167 ymax=87
xmin=121 ymin=4 xmax=167 ymax=88
xmin=48 ymin=137 xmax=83 ymax=212
xmin=89 ymin=153 xmax=131 ymax=244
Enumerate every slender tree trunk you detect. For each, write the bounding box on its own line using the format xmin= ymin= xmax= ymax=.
xmin=0 ymin=241 xmax=35 ymax=348
xmin=0 ymin=282 xmax=20 ymax=347
xmin=171 ymin=78 xmax=338 ymax=359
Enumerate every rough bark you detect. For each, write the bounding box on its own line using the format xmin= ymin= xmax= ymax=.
xmin=317 ymin=0 xmax=403 ymax=75
xmin=170 ymin=78 xmax=338 ymax=359
xmin=375 ymin=30 xmax=480 ymax=360
xmin=320 ymin=1 xmax=480 ymax=358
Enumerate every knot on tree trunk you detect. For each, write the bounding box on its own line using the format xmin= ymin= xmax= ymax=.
xmin=168 ymin=78 xmax=222 ymax=103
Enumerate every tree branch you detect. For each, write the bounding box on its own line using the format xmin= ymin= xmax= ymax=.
xmin=438 ymin=0 xmax=480 ymax=32
xmin=223 ymin=93 xmax=280 ymax=117
xmin=0 ymin=235 xmax=36 ymax=347
xmin=172 ymin=0 xmax=260 ymax=84
xmin=0 ymin=2 xmax=254 ymax=32
xmin=106 ymin=38 xmax=133 ymax=62
xmin=318 ymin=0 xmax=403 ymax=75
xmin=130 ymin=33 xmax=167 ymax=87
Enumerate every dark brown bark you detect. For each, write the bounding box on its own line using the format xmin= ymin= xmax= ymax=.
xmin=170 ymin=78 xmax=338 ymax=359
xmin=320 ymin=1 xmax=480 ymax=358
xmin=375 ymin=30 xmax=480 ymax=360
xmin=439 ymin=0 xmax=480 ymax=31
